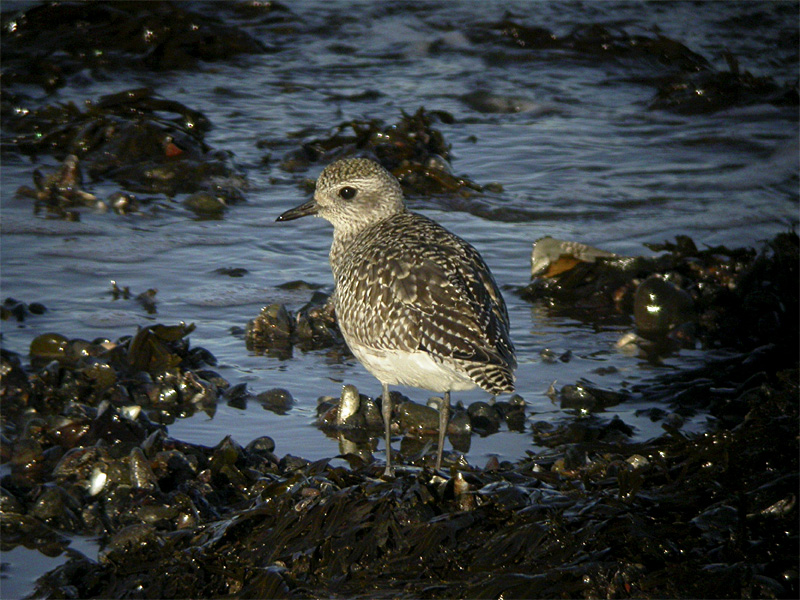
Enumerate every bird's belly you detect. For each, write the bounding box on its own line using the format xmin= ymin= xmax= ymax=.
xmin=348 ymin=343 xmax=477 ymax=393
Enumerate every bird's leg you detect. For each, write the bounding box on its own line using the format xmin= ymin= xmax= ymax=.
xmin=381 ymin=382 xmax=393 ymax=477
xmin=435 ymin=391 xmax=450 ymax=471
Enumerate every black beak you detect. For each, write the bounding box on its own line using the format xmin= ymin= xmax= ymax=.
xmin=276 ymin=199 xmax=319 ymax=222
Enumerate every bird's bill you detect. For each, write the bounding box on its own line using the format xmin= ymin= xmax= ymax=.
xmin=276 ymin=199 xmax=319 ymax=222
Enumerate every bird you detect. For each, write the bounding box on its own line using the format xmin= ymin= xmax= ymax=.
xmin=277 ymin=157 xmax=516 ymax=476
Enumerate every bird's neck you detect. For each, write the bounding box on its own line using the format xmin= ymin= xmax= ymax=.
xmin=329 ymin=226 xmax=362 ymax=281
xmin=329 ymin=233 xmax=347 ymax=280
xmin=328 ymin=209 xmax=408 ymax=280
xmin=328 ymin=218 xmax=384 ymax=281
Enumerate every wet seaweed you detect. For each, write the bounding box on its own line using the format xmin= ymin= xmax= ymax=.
xmin=468 ymin=16 xmax=798 ymax=115
xmin=0 ymin=1 xmax=281 ymax=91
xmin=521 ymin=232 xmax=799 ymax=354
xmin=6 ymin=88 xmax=246 ymax=219
xmin=279 ymin=107 xmax=484 ymax=197
xmin=2 ymin=234 xmax=797 ymax=599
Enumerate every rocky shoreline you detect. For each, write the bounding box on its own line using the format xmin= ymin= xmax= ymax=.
xmin=2 ymin=232 xmax=797 ymax=599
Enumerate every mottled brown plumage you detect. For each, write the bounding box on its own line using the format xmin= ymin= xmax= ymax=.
xmin=277 ymin=158 xmax=516 ymax=475
xmin=332 ymin=210 xmax=515 ymax=394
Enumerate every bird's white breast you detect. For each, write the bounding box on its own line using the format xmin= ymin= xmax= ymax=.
xmin=348 ymin=342 xmax=477 ymax=393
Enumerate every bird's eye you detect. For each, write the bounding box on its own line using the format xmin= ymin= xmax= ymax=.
xmin=338 ymin=186 xmax=357 ymax=200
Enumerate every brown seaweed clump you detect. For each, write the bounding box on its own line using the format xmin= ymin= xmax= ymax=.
xmin=6 ymin=88 xmax=247 ymax=220
xmin=468 ymin=17 xmax=798 ymax=115
xmin=245 ymin=291 xmax=346 ymax=359
xmin=522 ymin=232 xmax=799 ymax=354
xmin=279 ymin=107 xmax=487 ymax=198
xmin=1 ymin=1 xmax=274 ymax=220
xmin=0 ymin=1 xmax=282 ymax=91
xmin=276 ymin=108 xmax=532 ymax=222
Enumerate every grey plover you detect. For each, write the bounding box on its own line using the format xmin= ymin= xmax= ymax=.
xmin=277 ymin=157 xmax=516 ymax=475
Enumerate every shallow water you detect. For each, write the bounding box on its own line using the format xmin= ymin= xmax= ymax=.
xmin=1 ymin=1 xmax=798 ymax=596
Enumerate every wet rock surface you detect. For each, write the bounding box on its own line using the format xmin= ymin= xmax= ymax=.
xmin=522 ymin=232 xmax=799 ymax=355
xmin=245 ymin=292 xmax=345 ymax=359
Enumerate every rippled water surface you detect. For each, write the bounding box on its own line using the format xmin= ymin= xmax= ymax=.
xmin=1 ymin=1 xmax=798 ymax=595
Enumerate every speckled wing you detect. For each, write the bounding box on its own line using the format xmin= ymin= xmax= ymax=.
xmin=335 ymin=212 xmax=516 ymax=394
